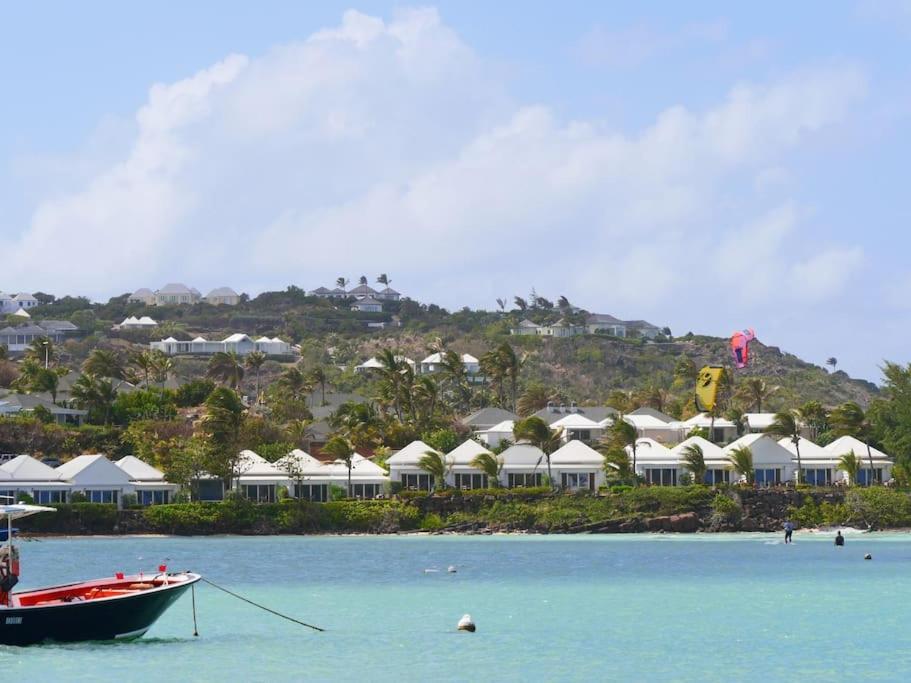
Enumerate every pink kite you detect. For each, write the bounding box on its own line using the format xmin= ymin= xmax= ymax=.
xmin=730 ymin=329 xmax=756 ymax=369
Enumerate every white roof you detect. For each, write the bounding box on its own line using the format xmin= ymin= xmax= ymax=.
xmin=275 ymin=449 xmax=327 ymax=476
xmin=550 ymin=414 xmax=601 ymax=430
xmin=723 ymin=434 xmax=794 ymax=466
xmin=483 ymin=419 xmax=515 ymax=434
xmin=192 ymin=336 xmax=207 ymax=342
xmin=158 ymin=283 xmax=193 ymax=294
xmin=115 ymin=456 xmax=167 ymax=481
xmin=776 ymin=437 xmax=830 ymax=461
xmin=207 ymin=287 xmax=238 ymax=297
xmin=682 ymin=413 xmax=735 ymax=428
xmin=162 ymin=336 xmax=178 ymax=343
xmin=499 ymin=444 xmax=547 ymax=467
xmin=550 ymin=440 xmax=603 ymax=466
xmin=13 ymin=293 xmax=37 ymax=301
xmin=627 ymin=437 xmax=672 ymax=461
xmin=12 ymin=309 xmax=30 ymax=318
xmin=137 ymin=316 xmax=157 ymax=325
xmin=236 ymin=450 xmax=283 ymax=477
xmin=1 ymin=455 xmax=59 ymax=481
xmin=421 ymin=352 xmax=443 ymax=364
xmin=131 ymin=288 xmax=154 ymax=297
xmin=668 ymin=436 xmax=727 ymax=462
xmin=357 ymin=357 xmax=385 ymax=369
xmin=744 ymin=413 xmax=778 ymax=430
xmin=623 ymin=414 xmax=677 ymax=429
xmin=223 ymin=333 xmax=252 ymax=343
xmin=386 ymin=440 xmax=437 ymax=466
xmin=122 ymin=316 xmax=140 ymax=325
xmin=462 ymin=353 xmax=479 ymax=364
xmin=446 ymin=439 xmax=492 ymax=465
xmin=824 ymin=435 xmax=891 ymax=461
xmin=56 ymin=454 xmax=134 ymax=486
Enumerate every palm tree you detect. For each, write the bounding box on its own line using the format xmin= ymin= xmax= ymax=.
xmin=323 ymin=436 xmax=355 ymax=498
xmin=602 ymin=448 xmax=634 ymax=484
xmin=358 ymin=275 xmax=368 ymax=286
xmin=31 ymin=368 xmax=60 ymax=403
xmin=151 ymin=352 xmax=173 ymax=387
xmin=130 ymin=350 xmax=157 ymax=386
xmin=470 ymin=452 xmax=503 ymax=488
xmin=736 ymin=377 xmax=777 ymax=413
xmin=207 ymin=351 xmax=245 ymax=390
xmin=71 ymin=373 xmax=118 ymax=425
xmin=480 ymin=348 xmax=506 ymax=406
xmin=277 ymin=366 xmax=312 ymax=403
xmin=681 ymin=443 xmax=707 ymax=485
xmin=513 ymin=296 xmax=528 ymax=312
xmin=377 ymin=274 xmax=391 ymax=286
xmin=765 ymin=410 xmax=803 ymax=484
xmin=82 ymin=349 xmax=124 ymax=380
xmin=244 ymin=351 xmax=267 ymax=401
xmin=727 ymin=446 xmax=755 ymax=485
xmin=418 ymin=450 xmax=449 ymax=491
xmin=201 ymin=387 xmax=246 ymax=490
xmin=513 ymin=416 xmax=563 ymax=488
xmin=440 ymin=350 xmax=470 ymax=413
xmin=497 ymin=343 xmax=523 ymax=412
xmin=826 ymin=357 xmax=838 ymax=372
xmin=517 ymin=384 xmax=551 ymax=417
xmin=308 ymin=367 xmax=328 ymax=405
xmin=336 ymin=277 xmax=349 ymax=290
xmin=724 ymin=407 xmax=747 ymax=436
xmin=673 ymin=356 xmax=698 ymax=388
xmin=377 ymin=349 xmax=409 ymax=421
xmin=837 ymin=450 xmax=861 ymax=486
xmin=557 ymin=295 xmax=571 ymax=311
xmin=829 ymin=402 xmax=877 ymax=486
xmin=602 ymin=419 xmax=646 ymax=485
xmin=0 ymin=345 xmax=8 ymax=361
xmin=25 ymin=337 xmax=57 ymax=367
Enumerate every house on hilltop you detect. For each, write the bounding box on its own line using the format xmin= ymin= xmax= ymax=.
xmin=155 ymin=283 xmax=201 ymax=306
xmin=205 ymin=287 xmax=240 ymax=306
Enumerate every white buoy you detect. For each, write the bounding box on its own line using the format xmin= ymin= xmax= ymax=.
xmin=457 ymin=614 xmax=476 ymax=632
xmin=447 ymin=565 xmax=457 ymax=573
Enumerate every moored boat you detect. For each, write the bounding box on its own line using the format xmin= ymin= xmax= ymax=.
xmin=0 ymin=504 xmax=200 ymax=646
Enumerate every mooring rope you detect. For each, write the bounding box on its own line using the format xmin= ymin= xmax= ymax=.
xmin=200 ymin=577 xmax=325 ymax=632
xmin=191 ymin=583 xmax=199 ymax=637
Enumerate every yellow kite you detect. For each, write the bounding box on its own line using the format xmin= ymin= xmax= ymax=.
xmin=695 ymin=366 xmax=725 ymax=413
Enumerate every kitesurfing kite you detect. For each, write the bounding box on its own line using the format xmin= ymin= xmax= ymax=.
xmin=695 ymin=366 xmax=725 ymax=413
xmin=730 ymin=329 xmax=756 ymax=369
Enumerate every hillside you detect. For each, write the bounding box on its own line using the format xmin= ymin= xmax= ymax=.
xmin=15 ymin=288 xmax=878 ymax=413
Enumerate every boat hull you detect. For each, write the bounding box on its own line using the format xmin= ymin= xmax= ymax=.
xmin=0 ymin=574 xmax=199 ymax=646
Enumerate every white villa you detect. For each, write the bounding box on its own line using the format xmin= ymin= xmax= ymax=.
xmin=118 ymin=316 xmax=158 ymax=329
xmin=355 ymin=356 xmax=416 ymax=373
xmin=419 ymin=353 xmax=480 ymax=375
xmin=150 ymin=333 xmax=295 ymax=357
xmin=205 ymin=287 xmax=240 ymax=306
xmin=308 ymin=282 xmax=401 ymax=301
xmin=510 ymin=313 xmax=661 ymax=339
xmin=351 ymin=297 xmax=383 ymax=313
xmin=129 ymin=284 xmax=239 ymax=306
xmin=0 ymin=292 xmax=39 ymax=315
xmin=0 ymin=454 xmax=177 ymax=506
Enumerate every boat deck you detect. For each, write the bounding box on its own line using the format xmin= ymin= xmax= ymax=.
xmin=11 ymin=574 xmax=187 ymax=608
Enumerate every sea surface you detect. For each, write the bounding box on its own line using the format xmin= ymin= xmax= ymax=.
xmin=1 ymin=532 xmax=909 ymax=682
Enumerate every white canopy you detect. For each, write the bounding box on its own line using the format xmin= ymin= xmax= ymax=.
xmin=0 ymin=504 xmax=56 ymax=521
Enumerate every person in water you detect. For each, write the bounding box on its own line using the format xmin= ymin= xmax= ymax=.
xmin=784 ymin=520 xmax=794 ymax=544
xmin=835 ymin=531 xmax=845 ymax=546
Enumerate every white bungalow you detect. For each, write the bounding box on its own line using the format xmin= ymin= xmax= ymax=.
xmin=499 ymin=443 xmax=548 ymax=488
xmin=550 ymin=441 xmax=605 ymax=491
xmin=235 ymin=450 xmax=286 ymax=502
xmin=276 ymin=449 xmax=331 ymax=501
xmin=723 ymin=434 xmax=797 ymax=485
xmin=150 ymin=334 xmax=294 ymax=357
xmin=355 ymin=355 xmax=415 ymax=373
xmin=387 ymin=440 xmax=438 ymax=491
xmin=447 ymin=439 xmax=494 ymax=490
xmin=668 ymin=436 xmax=730 ymax=485
xmin=550 ymin=413 xmax=603 ymax=443
xmin=419 ymin=353 xmax=480 ymax=375
xmin=824 ymin=436 xmax=893 ymax=485
xmin=205 ymin=287 xmax=240 ymax=306
xmin=477 ymin=420 xmax=515 ymax=448
xmin=376 ymin=286 xmax=401 ymax=301
xmin=326 ymin=454 xmax=389 ymax=499
xmin=56 ymin=454 xmax=135 ymax=505
xmin=128 ymin=288 xmax=157 ymax=305
xmin=115 ymin=456 xmax=178 ymax=505
xmin=509 ymin=319 xmax=541 ymax=336
xmin=119 ymin=316 xmax=159 ymax=329
xmin=351 ymin=297 xmax=383 ymax=313
xmin=154 ymin=283 xmax=200 ymax=306
xmin=676 ymin=413 xmax=738 ymax=444
xmin=0 ymin=455 xmax=70 ymax=504
xmin=629 ymin=438 xmax=676 ymax=485
xmin=623 ymin=413 xmax=680 ymax=443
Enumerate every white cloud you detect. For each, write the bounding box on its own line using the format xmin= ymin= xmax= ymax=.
xmin=2 ymin=7 xmax=867 ymax=327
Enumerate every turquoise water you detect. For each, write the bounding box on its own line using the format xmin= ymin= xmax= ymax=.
xmin=2 ymin=532 xmax=910 ymax=681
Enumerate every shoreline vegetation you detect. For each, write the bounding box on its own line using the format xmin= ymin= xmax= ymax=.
xmin=17 ymin=487 xmax=911 ymax=537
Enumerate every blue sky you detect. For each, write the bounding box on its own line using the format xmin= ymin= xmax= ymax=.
xmin=2 ymin=1 xmax=910 ymax=382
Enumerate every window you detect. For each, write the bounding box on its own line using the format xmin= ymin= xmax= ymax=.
xmin=84 ymin=490 xmax=119 ymax=504
xmin=561 ymin=472 xmax=594 ymax=491
xmin=0 ymin=490 xmax=14 ymax=504
xmin=35 ymin=490 xmax=67 ymax=504
xmin=568 ymin=430 xmax=592 ymax=442
xmin=754 ymin=469 xmax=781 ymax=486
xmin=801 ymin=468 xmax=832 ymax=486
xmin=350 ymin=483 xmax=381 ymax=499
xmin=645 ymin=468 xmax=677 ymax=486
xmin=401 ymin=473 xmax=433 ymax=491
xmin=241 ymin=484 xmax=275 ymax=502
xmin=703 ymin=470 xmax=730 ymax=485
xmin=454 ymin=473 xmax=487 ymax=490
xmin=857 ymin=468 xmax=883 ymax=486
xmin=507 ymin=473 xmax=542 ymax=488
xmin=138 ymin=490 xmax=169 ymax=506
xmin=197 ymin=480 xmax=225 ymax=501
xmin=293 ymin=484 xmax=328 ymax=502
